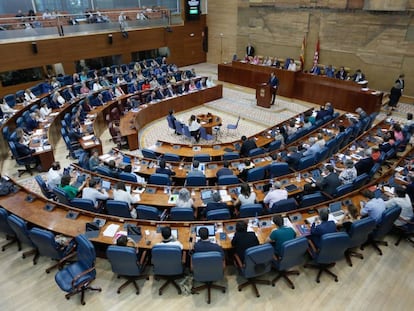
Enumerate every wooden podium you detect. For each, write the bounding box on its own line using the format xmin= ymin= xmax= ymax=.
xmin=256 ymin=83 xmax=271 ymax=108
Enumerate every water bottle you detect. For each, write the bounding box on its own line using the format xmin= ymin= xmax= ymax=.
xmin=296 ymin=172 xmax=301 ymax=182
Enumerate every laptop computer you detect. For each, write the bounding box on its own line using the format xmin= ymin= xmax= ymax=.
xmin=72 ymin=174 xmax=86 ymax=189
xmin=329 ymin=201 xmax=345 ymax=218
xmin=195 ymin=224 xmax=216 ymax=243
xmin=201 ymin=189 xmax=213 ymax=204
xmin=310 ymin=169 xmax=321 ymax=182
xmin=122 ymin=155 xmax=131 ymax=165
xmin=233 ymin=142 xmax=241 ymax=151
xmin=101 ymin=180 xmax=111 ymax=191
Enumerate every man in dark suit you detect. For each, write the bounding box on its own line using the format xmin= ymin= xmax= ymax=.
xmin=216 ymin=161 xmax=234 ymax=178
xmin=268 ymin=72 xmax=279 ymax=105
xmin=352 ymin=69 xmax=366 ymax=82
xmin=15 ymin=138 xmax=40 ymax=167
xmin=316 ymin=165 xmax=341 ymax=196
xmin=239 ymin=135 xmax=257 ymax=157
xmin=309 ymin=208 xmax=336 ymax=249
xmin=355 ymin=150 xmax=375 ymax=176
xmin=246 ymin=43 xmax=255 ymax=57
xmin=231 ymin=221 xmax=259 ymax=263
xmin=194 ymin=227 xmax=224 ymax=258
xmin=156 ymin=159 xmax=176 ymax=177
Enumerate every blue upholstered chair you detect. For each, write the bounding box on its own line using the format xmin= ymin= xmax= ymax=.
xmin=248 ymin=147 xmax=265 ymax=157
xmin=234 ymin=243 xmax=274 ymax=297
xmin=0 ymin=207 xmax=17 ymax=251
xmin=149 ymin=173 xmax=170 ymax=186
xmin=137 ymin=205 xmax=160 ymax=220
xmin=300 ymin=191 xmax=326 ymax=208
xmin=333 ymin=183 xmax=354 ymax=198
xmin=169 ymin=207 xmax=194 ymax=221
xmin=106 ymin=245 xmax=149 ymax=295
xmin=345 ymin=217 xmax=376 ymax=266
xmin=268 ymin=162 xmax=290 ymax=178
xmin=362 ymin=206 xmax=402 ymax=255
xmin=166 ymin=116 xmax=176 ymax=134
xmin=368 ymin=162 xmax=381 ymax=178
xmin=394 ymin=215 xmax=414 ymax=247
xmin=296 ymin=155 xmax=315 ymax=170
xmin=246 ymin=167 xmax=266 ymax=182
xmin=206 ymin=208 xmax=231 ymax=220
xmin=119 ymin=172 xmax=138 ymax=183
xmin=151 ymin=245 xmax=184 ymax=295
xmin=95 ymin=166 xmax=113 ymax=178
xmin=70 ymin=198 xmax=95 ymax=213
xmin=239 ymin=203 xmax=263 ymax=218
xmin=223 ymin=152 xmax=239 ymax=161
xmin=270 ymin=198 xmax=298 ymax=214
xmin=35 ymin=175 xmax=56 ymax=200
xmin=194 ymin=153 xmax=211 ymax=163
xmin=226 ymin=116 xmax=240 ymax=135
xmin=52 ymin=187 xmax=72 ymax=206
xmin=163 ymin=153 xmax=180 ymax=162
xmin=191 ymin=251 xmax=226 ymax=304
xmin=199 ymin=127 xmax=214 ymax=142
xmin=304 ymin=232 xmax=350 ymax=283
xmin=106 ymin=200 xmax=132 ymax=218
xmin=29 ymin=227 xmax=76 ymax=273
xmin=141 ymin=148 xmax=158 ymax=159
xmin=217 ymin=175 xmax=240 ymax=185
xmin=272 ymin=237 xmax=308 ymax=289
xmin=185 ymin=175 xmax=206 ymax=187
xmin=352 ymin=173 xmax=370 ymax=190
xmin=7 ymin=215 xmax=37 ymax=261
xmin=8 ymin=141 xmax=38 ymax=177
xmin=55 ymin=234 xmax=101 ymax=305
xmin=267 ymin=140 xmax=282 ymax=152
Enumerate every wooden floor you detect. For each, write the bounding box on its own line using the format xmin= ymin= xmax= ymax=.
xmin=1 ymin=234 xmax=414 ymax=311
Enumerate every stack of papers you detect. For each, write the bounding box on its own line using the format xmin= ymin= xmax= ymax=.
xmin=103 ymin=224 xmax=120 ymax=237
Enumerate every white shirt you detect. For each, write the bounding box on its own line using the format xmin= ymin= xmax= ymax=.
xmin=263 ymin=189 xmax=288 ymax=207
xmin=206 ymin=79 xmax=215 ymax=87
xmin=24 ymin=92 xmax=36 ymax=101
xmin=385 ymin=195 xmax=413 ymax=226
xmin=46 ymin=168 xmax=62 ymax=189
xmin=156 ymin=239 xmax=183 ymax=249
xmin=113 ymin=189 xmax=138 ymax=218
xmin=238 ymin=192 xmax=256 ymax=205
xmin=93 ymin=83 xmax=103 ymax=91
xmin=82 ymin=187 xmax=109 ymax=207
xmin=288 ymin=62 xmax=297 ymax=71
xmin=39 ymin=106 xmax=51 ymax=119
xmin=188 ymin=121 xmax=201 ymax=132
xmin=57 ymin=95 xmax=65 ymax=105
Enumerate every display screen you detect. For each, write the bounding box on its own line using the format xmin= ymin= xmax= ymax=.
xmin=186 ymin=0 xmax=200 ymax=20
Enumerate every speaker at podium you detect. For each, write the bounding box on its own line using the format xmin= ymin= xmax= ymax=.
xmin=256 ymin=83 xmax=271 ymax=108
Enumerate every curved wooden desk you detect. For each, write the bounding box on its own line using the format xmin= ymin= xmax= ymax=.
xmin=196 ymin=113 xmax=222 ymax=134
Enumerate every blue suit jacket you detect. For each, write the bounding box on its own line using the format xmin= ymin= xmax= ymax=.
xmin=310 ymin=220 xmax=336 ymax=249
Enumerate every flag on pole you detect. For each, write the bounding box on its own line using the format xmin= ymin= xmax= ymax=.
xmin=313 ymin=38 xmax=320 ymax=65
xmin=300 ymin=36 xmax=306 ymax=71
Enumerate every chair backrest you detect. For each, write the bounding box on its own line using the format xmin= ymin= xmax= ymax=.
xmin=217 ymin=175 xmax=240 ymax=185
xmin=372 ymin=206 xmax=402 ymax=240
xmin=194 ymin=153 xmax=211 ymax=163
xmin=35 ymin=175 xmax=54 ymax=199
xmin=300 ymin=191 xmax=326 ymax=208
xmin=163 ymin=153 xmax=180 ymax=162
xmin=248 ymin=147 xmax=265 ymax=157
xmin=270 ymin=198 xmax=298 ymax=213
xmin=0 ymin=207 xmax=15 ymax=237
xmin=199 ymin=127 xmax=213 ymax=141
xmin=2 ymin=126 xmax=10 ymax=140
xmin=149 ymin=173 xmax=170 ymax=186
xmin=29 ymin=227 xmax=62 ymax=259
xmin=239 ymin=203 xmax=263 ymax=218
xmin=70 ymin=198 xmax=95 ymax=212
xmin=174 ymin=120 xmax=184 ymax=135
xmin=267 ymin=140 xmax=282 ymax=152
xmin=352 ymin=173 xmax=370 ymax=190
xmin=75 ymin=234 xmax=97 ymax=271
xmin=106 ymin=245 xmax=142 ymax=276
xmin=106 ymin=200 xmax=131 ymax=218
xmin=192 ymin=251 xmax=224 ymax=283
xmin=7 ymin=214 xmax=34 ymax=247
xmin=347 ymin=217 xmax=376 ymax=249
xmin=52 ymin=187 xmax=72 ymax=205
xmin=152 ymin=245 xmax=183 ymax=276
xmin=242 ymin=243 xmax=274 ymax=278
xmin=276 ymin=237 xmax=309 ymax=271
xmin=142 ymin=148 xmax=157 ymax=159
xmin=315 ymin=146 xmax=330 ymax=162
xmin=96 ymin=166 xmax=113 ymax=177
xmin=296 ymin=155 xmax=315 ymax=170
xmin=170 ymin=207 xmax=194 ymax=221
xmin=186 ymin=175 xmax=206 ymax=187
xmin=334 ymin=183 xmax=354 ymax=197
xmin=137 ymin=205 xmax=159 ymax=220
xmin=206 ymin=208 xmax=231 ymax=220
xmin=223 ymin=152 xmax=239 ymax=161
xmin=246 ymin=167 xmax=266 ymax=182
xmin=369 ymin=162 xmax=381 ymax=178
xmin=166 ymin=116 xmax=176 ymax=130
xmin=119 ymin=172 xmax=138 ymax=183
xmin=269 ymin=162 xmax=290 ymax=178
xmin=315 ymin=232 xmax=350 ymax=264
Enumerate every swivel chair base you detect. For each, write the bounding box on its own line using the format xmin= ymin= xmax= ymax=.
xmin=65 ymin=283 xmax=102 ymax=305
xmin=1 ymin=234 xmax=17 ymax=251
xmin=238 ymin=277 xmax=270 ymax=298
xmin=362 ymin=239 xmax=388 ymax=256
xmin=272 ymin=269 xmax=300 ymax=289
xmin=155 ymin=275 xmax=183 ymax=295
xmin=345 ymin=248 xmax=364 ymax=267
xmin=304 ymin=262 xmax=338 ymax=283
xmin=191 ymin=281 xmax=226 ymax=304
xmin=116 ymin=275 xmax=149 ymax=295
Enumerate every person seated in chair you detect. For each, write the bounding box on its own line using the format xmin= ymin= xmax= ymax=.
xmin=113 ymin=181 xmax=138 ymax=218
xmin=239 ymin=135 xmax=257 ymax=158
xmin=216 ymin=161 xmax=234 ymax=178
xmin=81 ymin=178 xmax=109 ymax=209
xmin=188 ymin=115 xmax=201 ymax=142
xmin=385 ymin=186 xmax=413 ymax=227
xmin=263 ymin=181 xmax=288 ymax=210
xmin=47 ymin=161 xmax=62 ymax=190
xmin=59 ymin=174 xmax=79 ymax=200
xmin=156 ymin=159 xmax=176 ymax=178
xmin=108 ymin=160 xmax=121 ymax=179
xmin=231 ymin=221 xmax=259 ymax=263
xmin=316 ymin=165 xmax=341 ymax=196
xmin=309 ymin=208 xmax=336 ymax=249
xmin=238 ymin=159 xmax=255 ymax=182
xmin=355 ymin=149 xmax=375 ymax=176
xmin=266 ymin=215 xmax=296 ymax=256
xmin=175 ymin=188 xmax=194 ymax=209
xmin=187 ymin=160 xmax=205 ymax=179
xmin=15 ymin=135 xmax=40 ymax=169
xmin=234 ymin=183 xmax=257 ymax=213
xmin=25 ymin=112 xmax=39 ymax=132
xmin=194 ymin=227 xmax=224 ymax=258
xmin=156 ymin=227 xmax=183 ymax=249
